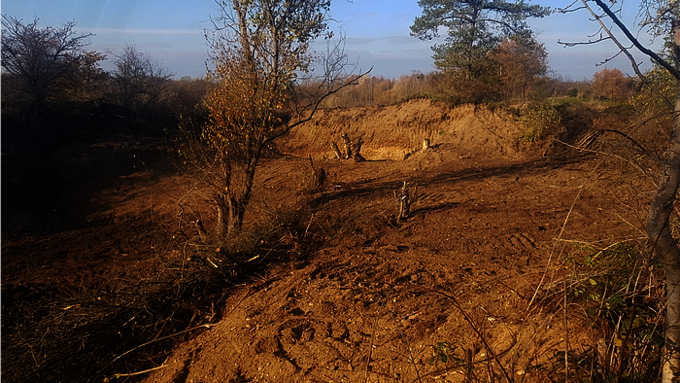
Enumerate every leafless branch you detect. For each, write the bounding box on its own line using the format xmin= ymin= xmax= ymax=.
xmin=596 ymin=49 xmax=628 ymax=66
xmin=558 ymin=36 xmax=611 ymax=47
xmin=591 ymin=0 xmax=680 ymax=79
xmin=557 ymin=0 xmax=585 ymax=14
xmin=576 ymin=0 xmax=674 ymax=110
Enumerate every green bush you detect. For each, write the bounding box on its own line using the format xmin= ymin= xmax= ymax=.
xmin=517 ymin=101 xmax=561 ymax=143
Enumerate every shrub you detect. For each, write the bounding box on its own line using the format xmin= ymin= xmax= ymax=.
xmin=556 ymin=241 xmax=664 ymax=382
xmin=517 ymin=101 xmax=561 ymax=143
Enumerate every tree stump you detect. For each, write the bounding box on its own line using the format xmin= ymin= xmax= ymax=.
xmin=395 ymin=181 xmax=417 ymax=220
xmin=194 ymin=219 xmax=208 ymax=242
xmin=308 ymin=154 xmax=326 ymax=187
xmin=341 ymin=133 xmax=353 ymax=159
xmin=330 ymin=142 xmax=342 ymax=159
xmin=353 ymin=136 xmax=365 ymax=162
xmin=422 ymin=138 xmax=430 ymax=151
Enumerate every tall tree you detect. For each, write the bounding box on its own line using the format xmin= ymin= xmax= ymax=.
xmin=196 ymin=0 xmax=367 ymax=237
xmin=488 ymin=36 xmax=548 ymax=100
xmin=562 ymin=1 xmax=680 ymax=381
xmin=1 ymin=15 xmax=96 ymax=113
xmin=410 ymin=0 xmax=550 ymax=80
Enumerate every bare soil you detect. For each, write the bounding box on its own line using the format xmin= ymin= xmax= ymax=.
xmin=1 ymin=100 xmax=653 ymax=382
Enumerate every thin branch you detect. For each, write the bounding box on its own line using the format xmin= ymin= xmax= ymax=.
xmin=558 ymin=36 xmax=611 ymax=47
xmin=113 ymin=364 xmax=168 ymax=379
xmin=434 ymin=289 xmax=514 ymax=383
xmin=364 ymin=316 xmax=378 ymax=383
xmin=266 ymin=65 xmax=373 ymax=142
xmin=579 ymin=0 xmax=674 ymax=110
xmin=557 ymin=0 xmax=586 ymax=14
xmin=596 ymin=48 xmax=626 ymax=66
xmin=111 ymin=323 xmax=214 ymax=363
xmin=592 ymin=0 xmax=680 ymax=79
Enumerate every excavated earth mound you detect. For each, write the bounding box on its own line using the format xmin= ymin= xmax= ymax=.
xmin=281 ymin=100 xmax=528 ymax=162
xmin=141 ymin=100 xmax=650 ymax=383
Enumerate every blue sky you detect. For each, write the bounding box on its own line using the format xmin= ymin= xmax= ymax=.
xmin=1 ymin=0 xmax=662 ymax=80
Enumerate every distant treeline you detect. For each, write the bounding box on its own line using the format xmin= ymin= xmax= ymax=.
xmin=0 ymin=15 xmax=648 ymax=137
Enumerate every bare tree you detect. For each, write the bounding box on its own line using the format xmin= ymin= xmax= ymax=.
xmin=561 ymin=1 xmax=680 ymax=381
xmin=110 ymin=44 xmax=174 ymax=121
xmin=1 ymin=15 xmax=96 ymax=114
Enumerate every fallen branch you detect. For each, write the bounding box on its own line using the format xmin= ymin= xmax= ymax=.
xmin=111 ymin=323 xmax=215 ymax=363
xmin=110 ymin=364 xmax=168 ymax=380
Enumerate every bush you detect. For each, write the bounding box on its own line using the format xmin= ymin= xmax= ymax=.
xmin=554 ymin=241 xmax=664 ymax=382
xmin=517 ymin=101 xmax=561 ymax=143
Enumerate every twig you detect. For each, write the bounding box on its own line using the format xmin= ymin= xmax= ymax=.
xmin=392 ymin=317 xmax=423 ymax=383
xmin=364 ymin=316 xmax=378 ymax=383
xmin=527 ymin=124 xmax=640 ymax=310
xmin=434 ymin=290 xmax=513 ymax=383
xmin=304 ymin=213 xmax=315 ymax=239
xmin=613 ymin=212 xmax=646 ymax=236
xmin=528 ymin=183 xmax=586 ymax=309
xmin=113 ymin=364 xmax=167 ymax=379
xmin=111 ymin=323 xmax=214 ymax=363
xmin=563 ymin=278 xmax=570 ymax=383
xmin=555 ymin=139 xmax=649 ymax=176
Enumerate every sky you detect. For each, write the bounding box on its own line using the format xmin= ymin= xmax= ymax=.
xmin=1 ymin=0 xmax=664 ymax=81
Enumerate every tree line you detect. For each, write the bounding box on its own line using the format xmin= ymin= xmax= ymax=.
xmin=0 ymin=2 xmax=654 ymax=242
xmin=0 ymin=0 xmax=551 ymax=136
xmin=0 ymin=7 xmax=638 ymax=139
xmin=1 ymin=15 xmax=183 ymax=133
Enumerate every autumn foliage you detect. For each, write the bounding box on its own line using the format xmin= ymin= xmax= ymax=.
xmin=196 ymin=0 xmax=360 ymax=237
xmin=489 ymin=38 xmax=548 ymax=100
xmin=592 ymin=68 xmax=631 ymax=99
xmin=204 ymin=59 xmax=288 ymax=162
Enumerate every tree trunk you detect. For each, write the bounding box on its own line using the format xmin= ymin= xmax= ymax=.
xmin=651 ymin=22 xmax=680 ymax=383
xmin=215 ymin=192 xmax=229 ymax=238
xmin=226 ymin=194 xmax=244 ymax=235
xmin=215 ymin=187 xmax=250 ymax=238
xmin=650 ymin=77 xmax=680 ymax=382
xmin=220 ymin=150 xmax=261 ymax=237
xmin=341 ymin=133 xmax=352 ymax=159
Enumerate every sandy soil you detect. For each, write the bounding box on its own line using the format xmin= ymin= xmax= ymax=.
xmin=1 ymin=99 xmax=653 ymax=382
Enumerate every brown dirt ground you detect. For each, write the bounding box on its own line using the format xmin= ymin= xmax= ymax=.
xmin=2 ymin=100 xmax=656 ymax=382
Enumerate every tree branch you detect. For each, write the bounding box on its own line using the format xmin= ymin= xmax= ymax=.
xmin=592 ymin=0 xmax=680 ymax=79
xmin=579 ymin=0 xmax=674 ymax=110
